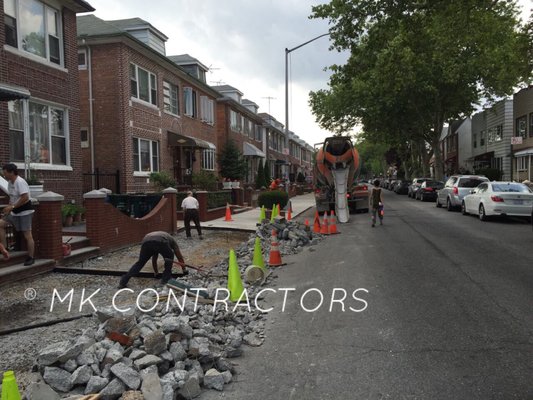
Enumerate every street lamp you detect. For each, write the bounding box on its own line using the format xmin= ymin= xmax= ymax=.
xmin=284 ymin=33 xmax=330 ymax=138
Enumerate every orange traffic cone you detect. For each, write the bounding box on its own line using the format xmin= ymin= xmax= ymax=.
xmin=313 ymin=211 xmax=321 ymax=233
xmin=268 ymin=229 xmax=283 ymax=267
xmin=305 ymin=219 xmax=310 ymax=227
xmin=224 ymin=203 xmax=233 ymax=221
xmin=320 ymin=211 xmax=329 ymax=235
xmin=329 ymin=210 xmax=340 ymax=234
xmin=287 ymin=207 xmax=292 ymax=221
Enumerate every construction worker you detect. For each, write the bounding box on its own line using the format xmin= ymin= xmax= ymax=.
xmin=181 ymin=191 xmax=203 ymax=240
xmin=118 ymin=231 xmax=185 ymax=288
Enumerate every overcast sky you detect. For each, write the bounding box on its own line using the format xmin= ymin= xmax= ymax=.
xmin=83 ymin=0 xmax=532 ymax=147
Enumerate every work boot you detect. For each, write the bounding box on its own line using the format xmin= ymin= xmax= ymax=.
xmin=23 ymin=257 xmax=35 ymax=266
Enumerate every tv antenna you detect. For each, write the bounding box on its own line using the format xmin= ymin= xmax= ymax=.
xmin=262 ymin=96 xmax=276 ymax=115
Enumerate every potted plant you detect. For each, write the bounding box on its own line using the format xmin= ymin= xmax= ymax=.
xmin=73 ymin=205 xmax=86 ymax=225
xmin=61 ymin=204 xmax=77 ymax=227
xmin=222 ymin=178 xmax=232 ymax=190
xmin=25 ymin=171 xmax=44 ymax=199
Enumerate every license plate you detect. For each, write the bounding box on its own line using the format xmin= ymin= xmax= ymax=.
xmin=513 ymin=200 xmax=523 ymax=205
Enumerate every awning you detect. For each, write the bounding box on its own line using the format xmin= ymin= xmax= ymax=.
xmin=514 ymin=148 xmax=533 ymax=157
xmin=275 ymin=159 xmax=288 ymax=165
xmin=243 ymin=142 xmax=265 ymax=157
xmin=167 ymin=131 xmax=215 ymax=149
xmin=0 ymin=83 xmax=30 ymax=101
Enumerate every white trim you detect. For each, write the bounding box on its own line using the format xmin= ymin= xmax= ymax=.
xmin=514 ymin=148 xmax=533 ymax=157
xmin=131 ymin=96 xmax=159 ymax=111
xmin=4 ymin=45 xmax=68 ymax=73
xmin=133 ymin=171 xmax=151 ymax=177
xmin=14 ymin=162 xmax=72 ymax=171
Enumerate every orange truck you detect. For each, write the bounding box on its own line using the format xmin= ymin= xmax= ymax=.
xmin=313 ymin=136 xmax=361 ymax=223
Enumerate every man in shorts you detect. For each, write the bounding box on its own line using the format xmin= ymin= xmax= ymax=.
xmin=0 ymin=163 xmax=35 ymax=266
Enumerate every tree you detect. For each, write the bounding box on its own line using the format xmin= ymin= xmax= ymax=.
xmin=310 ymin=0 xmax=531 ymax=180
xmin=218 ymin=140 xmax=247 ymax=180
xmin=263 ymin=160 xmax=272 ymax=185
xmin=255 ymin=159 xmax=266 ymax=188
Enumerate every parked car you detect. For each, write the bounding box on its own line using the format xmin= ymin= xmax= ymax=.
xmin=389 ymin=180 xmax=401 ymax=191
xmin=415 ymin=180 xmax=444 ymax=201
xmin=436 ymin=175 xmax=490 ymax=211
xmin=349 ymin=181 xmax=370 ymax=213
xmin=394 ymin=180 xmax=410 ymax=195
xmin=462 ymin=182 xmax=533 ymax=221
xmin=408 ymin=177 xmax=432 ymax=198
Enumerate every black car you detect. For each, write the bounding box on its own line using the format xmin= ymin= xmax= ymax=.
xmin=394 ymin=180 xmax=410 ymax=195
xmin=416 ymin=180 xmax=444 ymax=201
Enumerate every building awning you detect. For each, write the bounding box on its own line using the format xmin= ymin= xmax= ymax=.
xmin=243 ymin=142 xmax=265 ymax=158
xmin=167 ymin=131 xmax=215 ymax=149
xmin=514 ymin=148 xmax=533 ymax=157
xmin=0 ymin=83 xmax=30 ymax=101
xmin=275 ymin=159 xmax=288 ymax=165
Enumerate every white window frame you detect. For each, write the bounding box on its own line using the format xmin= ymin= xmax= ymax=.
xmin=163 ymin=81 xmax=179 ymax=115
xmin=4 ymin=0 xmax=64 ymax=66
xmin=201 ymin=148 xmax=215 ymax=171
xmin=130 ymin=63 xmax=157 ymax=106
xmin=132 ymin=137 xmax=159 ymax=174
xmin=183 ymin=87 xmax=197 ymax=117
xmin=78 ymin=49 xmax=87 ymax=70
xmin=517 ymin=156 xmax=528 ymax=171
xmin=516 ymin=116 xmax=527 ymax=138
xmin=8 ymin=98 xmax=70 ymax=168
xmin=80 ymin=127 xmax=89 ymax=148
xmin=200 ymin=95 xmax=214 ymax=124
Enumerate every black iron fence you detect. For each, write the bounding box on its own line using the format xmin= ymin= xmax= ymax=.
xmin=83 ymin=169 xmax=120 ymax=194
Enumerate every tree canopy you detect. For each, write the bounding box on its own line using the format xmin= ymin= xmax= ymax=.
xmin=310 ymin=0 xmax=532 ymax=179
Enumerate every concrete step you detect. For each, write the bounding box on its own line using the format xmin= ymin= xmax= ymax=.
xmin=0 ymin=250 xmax=30 ymax=269
xmin=0 ymin=258 xmax=56 ymax=288
xmin=59 ymin=246 xmax=100 ymax=266
xmin=62 ymin=235 xmax=91 ymax=251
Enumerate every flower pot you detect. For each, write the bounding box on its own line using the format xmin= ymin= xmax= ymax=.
xmin=222 ymin=181 xmax=232 ymax=190
xmin=64 ymin=215 xmax=73 ymax=227
xmin=29 ymin=184 xmax=44 ymax=200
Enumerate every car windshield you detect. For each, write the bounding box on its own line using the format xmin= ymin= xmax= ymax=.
xmin=459 ymin=178 xmax=487 ymax=188
xmin=491 ymin=183 xmax=531 ymax=193
xmin=427 ymin=181 xmax=443 ymax=188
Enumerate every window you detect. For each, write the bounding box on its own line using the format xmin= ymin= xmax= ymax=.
xmin=480 ymin=130 xmax=485 ymax=146
xmin=516 ymin=116 xmax=527 ymax=138
xmin=230 ymin=110 xmax=242 ymax=132
xmin=80 ymin=128 xmax=88 ymax=148
xmin=529 ymin=113 xmax=533 ymax=137
xmin=8 ymin=99 xmax=68 ymax=165
xmin=247 ymin=120 xmax=255 ymax=139
xmin=130 ymin=64 xmax=157 ymax=105
xmin=473 ymin=133 xmax=477 ymax=148
xmin=200 ymin=96 xmax=214 ymax=124
xmin=163 ymin=81 xmax=179 ymax=115
xmin=183 ymin=87 xmax=197 ymax=117
xmin=133 ymin=138 xmax=159 ymax=173
xmin=255 ymin=125 xmax=262 ymax=141
xmin=78 ymin=50 xmax=87 ymax=70
xmin=517 ymin=156 xmax=528 ymax=171
xmin=495 ymin=124 xmax=503 ymax=142
xmin=491 ymin=157 xmax=502 ymax=171
xmin=202 ymin=149 xmax=215 ymax=170
xmin=4 ymin=0 xmax=63 ymax=65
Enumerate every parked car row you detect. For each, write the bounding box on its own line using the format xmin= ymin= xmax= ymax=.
xmin=379 ymin=174 xmax=533 ymax=222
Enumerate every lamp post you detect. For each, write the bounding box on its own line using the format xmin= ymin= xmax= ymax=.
xmin=284 ymin=33 xmax=330 ymax=138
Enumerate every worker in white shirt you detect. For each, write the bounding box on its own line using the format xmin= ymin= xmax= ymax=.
xmin=181 ymin=191 xmax=203 ymax=240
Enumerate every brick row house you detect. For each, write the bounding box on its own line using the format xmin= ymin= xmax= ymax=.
xmin=512 ymin=86 xmax=533 ymax=182
xmin=77 ymin=15 xmax=221 ymax=193
xmin=211 ymin=84 xmax=266 ymax=184
xmin=259 ymin=112 xmax=290 ymax=180
xmin=1 ymin=0 xmax=94 ymax=202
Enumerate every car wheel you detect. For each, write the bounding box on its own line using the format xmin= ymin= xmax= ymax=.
xmin=461 ymin=201 xmax=468 ymax=215
xmin=436 ymin=197 xmax=442 ymax=208
xmin=447 ymin=198 xmax=454 ymax=212
xmin=420 ymin=194 xmax=425 ymax=202
xmin=479 ymin=204 xmax=487 ymax=221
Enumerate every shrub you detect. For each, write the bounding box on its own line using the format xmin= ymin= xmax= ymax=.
xmin=255 ymin=159 xmax=266 ymax=189
xmin=474 ymin=168 xmax=502 ymax=181
xmin=258 ymin=190 xmax=289 ymax=210
xmin=192 ymin=170 xmax=218 ymax=191
xmin=263 ymin=160 xmax=272 ymax=186
xmin=61 ymin=204 xmax=78 ymax=217
xmin=149 ymin=171 xmax=176 ymax=191
xmin=296 ymin=172 xmax=306 ymax=183
xmin=219 ymin=140 xmax=247 ymax=180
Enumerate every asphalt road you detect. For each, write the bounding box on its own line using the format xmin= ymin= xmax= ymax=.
xmin=203 ymin=190 xmax=533 ymax=400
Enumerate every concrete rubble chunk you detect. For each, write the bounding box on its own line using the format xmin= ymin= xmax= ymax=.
xmin=71 ymin=365 xmax=93 ymax=386
xmin=129 ymin=349 xmax=147 ymax=361
xmin=177 ymin=376 xmax=201 ymax=399
xmin=59 ymin=336 xmax=95 ymax=363
xmin=134 ymin=355 xmax=163 ymax=370
xmin=103 ymin=348 xmax=124 ymax=366
xmin=140 ymin=372 xmax=163 ymax=400
xmin=84 ymin=376 xmax=109 ymax=395
xmin=144 ymin=330 xmax=166 ymax=355
xmin=25 ymin=382 xmax=60 ymax=400
xmin=110 ymin=362 xmax=141 ymax=390
xmin=62 ymin=359 xmax=78 ymax=373
xmin=169 ymin=342 xmax=187 ymax=362
xmin=221 ymin=370 xmax=233 ymax=384
xmin=99 ymin=377 xmax=126 ymax=400
xmin=38 ymin=341 xmax=70 ymax=366
xmin=203 ymin=369 xmax=224 ymax=391
xmin=243 ymin=332 xmax=264 ymax=347
xmin=43 ymin=367 xmax=73 ymax=393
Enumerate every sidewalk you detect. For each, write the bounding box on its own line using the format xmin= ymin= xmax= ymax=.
xmin=202 ymin=192 xmax=316 ymax=231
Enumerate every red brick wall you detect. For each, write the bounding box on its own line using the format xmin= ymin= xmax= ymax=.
xmin=81 ymin=41 xmax=220 ymax=194
xmin=0 ymin=5 xmax=83 ymax=203
xmin=85 ymin=192 xmax=176 ymax=253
